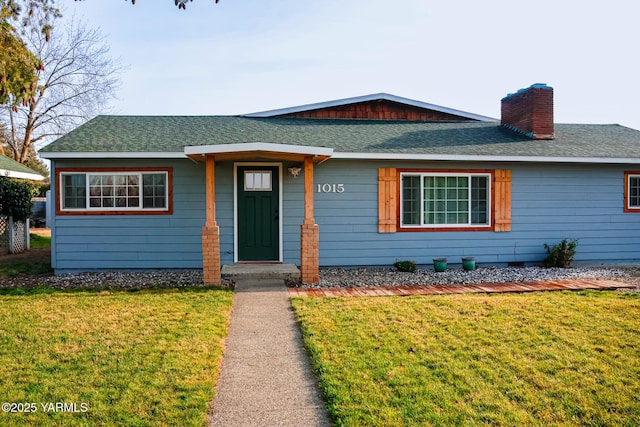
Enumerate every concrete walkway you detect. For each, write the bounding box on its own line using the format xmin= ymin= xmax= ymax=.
xmin=208 ymin=279 xmax=331 ymax=427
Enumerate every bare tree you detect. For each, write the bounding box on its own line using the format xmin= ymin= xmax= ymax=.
xmin=1 ymin=15 xmax=121 ymax=163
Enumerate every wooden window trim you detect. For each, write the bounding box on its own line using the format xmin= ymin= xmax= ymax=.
xmin=624 ymin=171 xmax=640 ymax=213
xmin=378 ymin=168 xmax=397 ymax=233
xmin=396 ymin=169 xmax=495 ymax=232
xmin=56 ymin=167 xmax=173 ymax=216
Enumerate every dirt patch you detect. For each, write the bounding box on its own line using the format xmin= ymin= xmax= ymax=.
xmin=0 ymin=228 xmax=52 ymax=266
xmin=0 ymin=247 xmax=51 ymax=266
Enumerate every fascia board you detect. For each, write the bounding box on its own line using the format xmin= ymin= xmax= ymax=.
xmin=39 ymin=152 xmax=185 ymax=159
xmin=184 ymin=142 xmax=334 ymax=157
xmin=332 ymin=152 xmax=640 ymax=164
xmin=0 ymin=169 xmax=45 ymax=180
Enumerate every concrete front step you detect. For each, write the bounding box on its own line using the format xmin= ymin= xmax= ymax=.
xmin=221 ymin=263 xmax=301 ymax=281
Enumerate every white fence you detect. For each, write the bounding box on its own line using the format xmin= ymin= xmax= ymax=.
xmin=0 ymin=216 xmax=30 ymax=254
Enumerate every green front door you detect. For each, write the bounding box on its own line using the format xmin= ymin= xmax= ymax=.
xmin=237 ymin=165 xmax=279 ymax=261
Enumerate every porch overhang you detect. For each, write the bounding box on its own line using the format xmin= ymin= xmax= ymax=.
xmin=184 ymin=142 xmax=333 ymax=163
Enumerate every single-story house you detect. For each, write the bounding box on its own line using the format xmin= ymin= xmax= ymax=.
xmin=39 ymin=84 xmax=640 ymax=284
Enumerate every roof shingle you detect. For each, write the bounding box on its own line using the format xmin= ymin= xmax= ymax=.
xmin=39 ymin=115 xmax=640 ymax=161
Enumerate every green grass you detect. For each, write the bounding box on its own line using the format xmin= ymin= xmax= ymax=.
xmin=0 ymin=287 xmax=233 ymax=426
xmin=292 ymin=291 xmax=640 ymax=426
xmin=29 ymin=233 xmax=51 ymax=249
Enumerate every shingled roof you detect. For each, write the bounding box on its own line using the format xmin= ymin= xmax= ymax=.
xmin=39 ymin=115 xmax=640 ymax=163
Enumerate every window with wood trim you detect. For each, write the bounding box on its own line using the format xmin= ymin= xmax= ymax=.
xmin=58 ymin=168 xmax=172 ymax=214
xmin=400 ymin=172 xmax=491 ymax=229
xmin=377 ymin=168 xmax=511 ymax=232
xmin=625 ymin=171 xmax=640 ymax=212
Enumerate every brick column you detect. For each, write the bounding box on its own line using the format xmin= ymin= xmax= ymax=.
xmin=300 ymin=156 xmax=319 ymax=284
xmin=300 ymin=223 xmax=319 ymax=283
xmin=202 ymin=155 xmax=221 ymax=285
xmin=202 ymin=225 xmax=221 ymax=285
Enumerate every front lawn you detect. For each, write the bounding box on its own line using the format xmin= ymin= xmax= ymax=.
xmin=0 ymin=287 xmax=233 ymax=426
xmin=292 ymin=291 xmax=640 ymax=426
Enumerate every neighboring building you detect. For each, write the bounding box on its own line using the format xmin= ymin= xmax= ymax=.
xmin=0 ymin=154 xmax=45 ymax=181
xmin=39 ymin=84 xmax=640 ymax=284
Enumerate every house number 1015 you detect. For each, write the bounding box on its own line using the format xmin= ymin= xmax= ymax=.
xmin=317 ymin=184 xmax=345 ymax=193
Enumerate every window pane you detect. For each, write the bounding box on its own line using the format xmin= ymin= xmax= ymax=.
xmin=630 ymin=176 xmax=640 ymax=208
xmin=424 ymin=175 xmax=469 ymax=225
xmin=401 ymin=175 xmax=420 ymax=225
xmin=143 ymin=173 xmax=167 ymax=208
xmin=471 ymin=176 xmax=489 ymax=224
xmin=63 ymin=174 xmax=86 ymax=209
xmin=244 ymin=171 xmax=272 ymax=191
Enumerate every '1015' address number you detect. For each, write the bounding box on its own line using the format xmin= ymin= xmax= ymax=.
xmin=317 ymin=184 xmax=345 ymax=193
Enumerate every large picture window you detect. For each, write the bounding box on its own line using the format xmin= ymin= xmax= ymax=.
xmin=400 ymin=172 xmax=491 ymax=229
xmin=58 ymin=169 xmax=171 ymax=214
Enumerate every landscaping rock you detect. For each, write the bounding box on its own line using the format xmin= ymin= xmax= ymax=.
xmin=290 ymin=266 xmax=639 ymax=291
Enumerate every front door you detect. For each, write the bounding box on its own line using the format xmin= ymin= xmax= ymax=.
xmin=237 ymin=165 xmax=280 ymax=261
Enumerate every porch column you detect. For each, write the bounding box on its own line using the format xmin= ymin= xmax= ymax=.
xmin=202 ymin=154 xmax=221 ymax=285
xmin=300 ymin=155 xmax=319 ymax=283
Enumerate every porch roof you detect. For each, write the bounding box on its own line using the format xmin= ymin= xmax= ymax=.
xmin=184 ymin=142 xmax=333 ymax=163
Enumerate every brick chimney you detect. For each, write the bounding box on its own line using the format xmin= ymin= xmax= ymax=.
xmin=501 ymin=83 xmax=555 ymax=139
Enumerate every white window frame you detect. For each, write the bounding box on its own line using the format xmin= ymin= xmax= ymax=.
xmin=400 ymin=172 xmax=492 ymax=229
xmin=243 ymin=170 xmax=273 ymax=191
xmin=60 ymin=171 xmax=170 ymax=212
xmin=628 ymin=173 xmax=640 ymax=210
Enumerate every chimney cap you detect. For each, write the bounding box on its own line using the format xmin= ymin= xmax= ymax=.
xmin=502 ymin=83 xmax=552 ymax=101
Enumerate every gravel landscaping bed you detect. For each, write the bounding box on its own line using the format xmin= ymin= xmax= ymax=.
xmin=0 ymin=270 xmax=234 ymax=290
xmin=292 ymin=265 xmax=640 ymax=292
xmin=1 ymin=266 xmax=638 ymax=292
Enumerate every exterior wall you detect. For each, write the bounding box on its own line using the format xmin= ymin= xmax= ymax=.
xmin=51 ymin=158 xmax=207 ymax=272
xmin=51 ymin=157 xmax=640 ymax=273
xmin=312 ymin=160 xmax=639 ymax=267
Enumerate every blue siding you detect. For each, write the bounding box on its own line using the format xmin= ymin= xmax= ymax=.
xmin=312 ymin=161 xmax=640 ymax=267
xmin=51 ymin=159 xmax=206 ymax=272
xmin=51 ymin=158 xmax=640 ymax=273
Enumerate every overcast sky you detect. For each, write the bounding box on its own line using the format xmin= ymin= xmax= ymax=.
xmin=60 ymin=0 xmax=640 ymax=130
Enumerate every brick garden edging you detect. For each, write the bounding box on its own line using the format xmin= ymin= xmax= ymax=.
xmin=288 ymin=279 xmax=634 ymax=298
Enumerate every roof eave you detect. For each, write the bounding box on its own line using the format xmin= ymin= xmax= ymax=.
xmin=332 ymin=152 xmax=640 ymax=164
xmin=0 ymin=169 xmax=45 ymax=181
xmin=39 ymin=152 xmax=185 ymax=159
xmin=38 ymin=149 xmax=640 ymax=165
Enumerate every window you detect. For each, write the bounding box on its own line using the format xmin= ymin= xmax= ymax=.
xmin=244 ymin=171 xmax=272 ymax=191
xmin=400 ymin=172 xmax=491 ymax=228
xmin=59 ymin=169 xmax=171 ymax=214
xmin=625 ymin=172 xmax=640 ymax=212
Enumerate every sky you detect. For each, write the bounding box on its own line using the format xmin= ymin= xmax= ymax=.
xmin=57 ymin=0 xmax=640 ymax=131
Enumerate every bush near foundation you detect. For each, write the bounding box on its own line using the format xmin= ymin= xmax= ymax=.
xmin=543 ymin=239 xmax=578 ymax=268
xmin=394 ymin=260 xmax=417 ymax=273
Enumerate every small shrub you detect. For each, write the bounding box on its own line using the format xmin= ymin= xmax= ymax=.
xmin=543 ymin=239 xmax=578 ymax=268
xmin=394 ymin=260 xmax=416 ymax=273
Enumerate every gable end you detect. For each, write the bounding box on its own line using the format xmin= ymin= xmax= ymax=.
xmin=273 ymin=99 xmax=479 ymax=121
